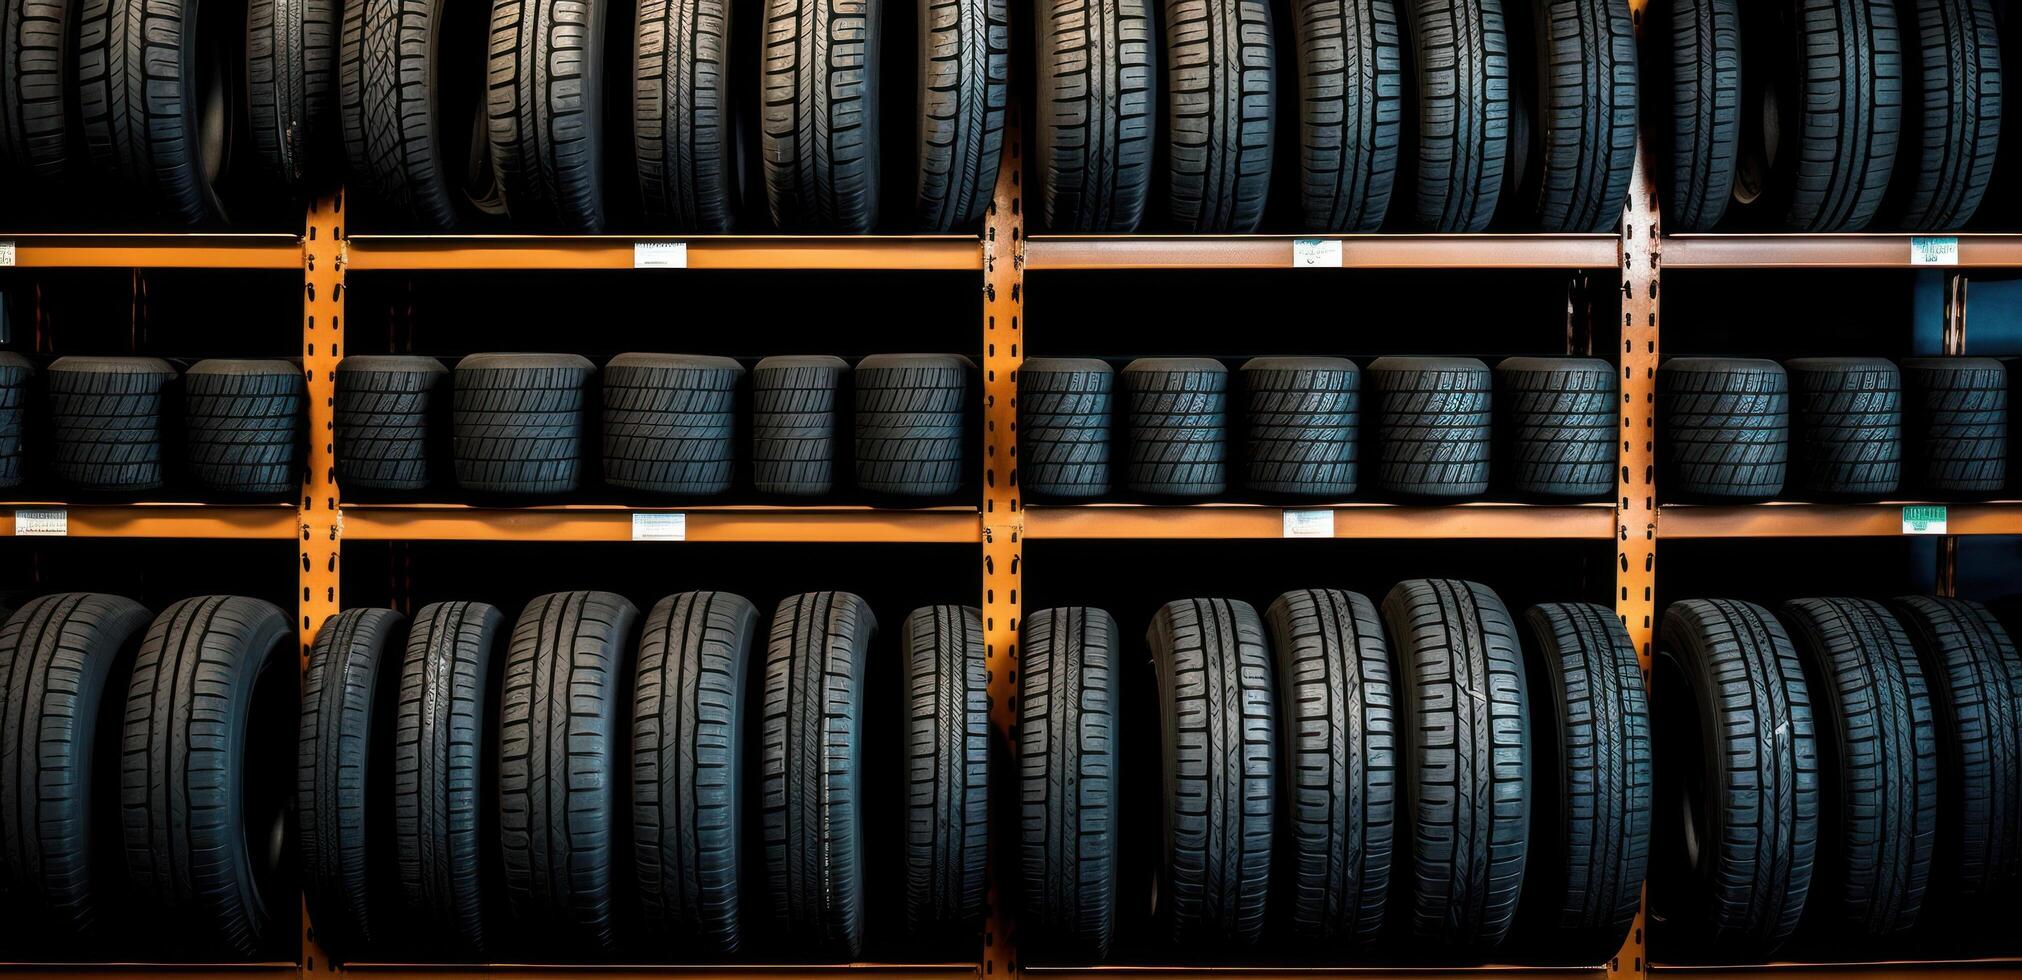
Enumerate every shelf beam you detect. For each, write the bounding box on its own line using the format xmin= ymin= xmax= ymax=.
xmin=1662 ymin=233 xmax=2022 ymax=268
xmin=1023 ymin=968 xmax=1606 ymax=978
xmin=0 ymin=234 xmax=304 ymax=269
xmin=1022 ymin=503 xmax=1617 ymax=539
xmin=334 ymin=965 xmax=981 ymax=980
xmin=1659 ymin=502 xmax=2022 ymax=538
xmin=0 ymin=504 xmax=297 ymax=538
xmin=1648 ymin=960 xmax=2022 ymax=979
xmin=343 ymin=236 xmax=983 ymax=271
xmin=1024 ymin=234 xmax=1618 ymax=270
xmin=338 ymin=505 xmax=983 ymax=543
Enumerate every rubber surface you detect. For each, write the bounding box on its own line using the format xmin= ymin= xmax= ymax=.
xmin=1658 ymin=357 xmax=1789 ymax=500
xmin=46 ymin=356 xmax=178 ymax=492
xmin=0 ymin=353 xmax=31 ymax=489
xmin=341 ymin=0 xmax=489 ymax=228
xmin=335 ymin=355 xmax=448 ymax=492
xmin=249 ymin=0 xmax=340 ymax=188
xmin=1291 ymin=0 xmax=1401 ymax=230
xmin=1494 ymin=356 xmax=1614 ymax=498
xmin=1779 ymin=597 xmax=1935 ymax=940
xmin=183 ymin=359 xmax=304 ymax=497
xmin=394 ymin=600 xmax=505 ymax=955
xmin=1741 ymin=0 xmax=1903 ymax=231
xmin=2 ymin=0 xmax=75 ymax=180
xmin=1263 ymin=588 xmax=1394 ymax=945
xmin=1901 ymin=357 xmax=2008 ymax=495
xmin=1240 ymin=356 xmax=1359 ymax=497
xmin=1367 ymin=356 xmax=1490 ymax=497
xmin=900 ymin=605 xmax=988 ymax=937
xmin=602 ymin=353 xmax=743 ymax=495
xmin=751 ymin=355 xmax=847 ymax=495
xmin=121 ymin=596 xmax=295 ymax=957
xmin=1400 ymin=0 xmax=1509 ymax=231
xmin=914 ymin=0 xmax=1009 ymax=229
xmin=452 ymin=353 xmax=595 ymax=496
xmin=635 ymin=0 xmax=741 ymax=228
xmin=631 ymin=591 xmax=760 ymax=954
xmin=75 ymin=0 xmax=227 ymax=223
xmin=488 ymin=0 xmax=609 ymax=230
xmin=1785 ymin=356 xmax=1903 ymax=497
xmin=1505 ymin=0 xmax=1636 ymax=231
xmin=1017 ymin=606 xmax=1121 ymax=961
xmin=854 ymin=353 xmax=968 ymax=496
xmin=1646 ymin=0 xmax=1739 ymax=230
xmin=1161 ymin=0 xmax=1275 ymax=231
xmin=298 ymin=607 xmax=406 ymax=958
xmin=498 ymin=590 xmax=639 ymax=953
xmin=1381 ymin=578 xmax=1528 ymax=948
xmin=1033 ymin=0 xmax=1156 ymax=230
xmin=761 ymin=0 xmax=881 ymax=230
xmin=762 ymin=591 xmax=878 ymax=958
xmin=1652 ymin=598 xmax=1817 ymax=958
xmin=1884 ymin=0 xmax=2001 ymax=230
xmin=0 ymin=594 xmax=153 ymax=941
xmin=1121 ymin=357 xmax=1227 ymax=497
xmin=1019 ymin=357 xmax=1114 ymax=498
xmin=1147 ymin=597 xmax=1275 ymax=948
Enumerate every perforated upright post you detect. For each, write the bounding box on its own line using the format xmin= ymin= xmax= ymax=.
xmin=981 ymin=108 xmax=1024 ymax=980
xmin=299 ymin=191 xmax=345 ymax=975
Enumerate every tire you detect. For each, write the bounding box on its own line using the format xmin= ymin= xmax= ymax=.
xmin=914 ymin=0 xmax=1009 ymax=229
xmin=1120 ymin=357 xmax=1228 ymax=497
xmin=1513 ymin=602 xmax=1649 ymax=961
xmin=451 ymin=353 xmax=595 ymax=496
xmin=601 ymin=353 xmax=743 ymax=496
xmin=1884 ymin=0 xmax=2001 ymax=230
xmin=631 ymin=591 xmax=761 ymax=954
xmin=0 ymin=594 xmax=153 ymax=941
xmin=854 ymin=353 xmax=968 ymax=496
xmin=248 ymin=0 xmax=341 ymax=188
xmin=1366 ymin=356 xmax=1491 ymax=497
xmin=1 ymin=0 xmax=74 ymax=180
xmin=1016 ymin=606 xmax=1121 ymax=961
xmin=121 ymin=596 xmax=296 ymax=957
xmin=341 ymin=0 xmax=493 ymax=228
xmin=1400 ymin=0 xmax=1509 ymax=231
xmin=0 ymin=353 xmax=32 ymax=489
xmin=761 ymin=591 xmax=878 ymax=958
xmin=1291 ymin=0 xmax=1402 ymax=230
xmin=75 ymin=0 xmax=230 ymax=223
xmin=183 ymin=359 xmax=304 ymax=497
xmin=335 ymin=355 xmax=448 ymax=492
xmin=1263 ymin=589 xmax=1394 ymax=945
xmin=1888 ymin=596 xmax=2021 ymax=913
xmin=1146 ymin=597 xmax=1274 ymax=948
xmin=1901 ymin=357 xmax=2007 ymax=496
xmin=1737 ymin=0 xmax=1903 ymax=231
xmin=1651 ymin=598 xmax=1817 ymax=958
xmin=1504 ymin=0 xmax=1635 ymax=231
xmin=1778 ymin=597 xmax=1935 ymax=939
xmin=1646 ymin=0 xmax=1739 ymax=230
xmin=635 ymin=0 xmax=740 ymax=229
xmin=1019 ymin=357 xmax=1115 ymax=499
xmin=1494 ymin=356 xmax=1615 ymax=498
xmin=498 ymin=590 xmax=639 ymax=953
xmin=1033 ymin=0 xmax=1156 ymax=230
xmin=1239 ymin=356 xmax=1359 ymax=497
xmin=1161 ymin=0 xmax=1274 ymax=231
xmin=1784 ymin=356 xmax=1903 ymax=498
xmin=487 ymin=0 xmax=609 ymax=231
xmin=760 ymin=0 xmax=881 ymax=230
xmin=900 ymin=605 xmax=989 ymax=937
xmin=394 ymin=600 xmax=505 ymax=955
xmin=1381 ymin=578 xmax=1528 ymax=948
xmin=298 ymin=607 xmax=407 ymax=959
xmin=751 ymin=355 xmax=847 ymax=496
xmin=1657 ymin=357 xmax=1789 ymax=501
xmin=46 ymin=356 xmax=178 ymax=492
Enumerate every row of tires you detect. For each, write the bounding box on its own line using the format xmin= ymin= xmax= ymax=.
xmin=1660 ymin=355 xmax=2013 ymax=500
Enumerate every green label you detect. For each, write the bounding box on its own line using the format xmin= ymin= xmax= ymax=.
xmin=1901 ymin=505 xmax=1948 ymax=534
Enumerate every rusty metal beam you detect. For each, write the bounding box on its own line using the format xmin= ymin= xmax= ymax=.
xmin=1660 ymin=501 xmax=2022 ymax=537
xmin=1662 ymin=233 xmax=2022 ymax=268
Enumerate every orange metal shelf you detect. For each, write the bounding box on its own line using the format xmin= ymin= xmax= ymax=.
xmin=0 ymin=502 xmax=299 ymax=538
xmin=0 ymin=964 xmax=299 ymax=977
xmin=1024 ymin=967 xmax=1606 ymax=978
xmin=0 ymin=233 xmax=304 ymax=269
xmin=1022 ymin=502 xmax=1617 ymax=539
xmin=1662 ymin=233 xmax=2022 ymax=268
xmin=1659 ymin=501 xmax=2022 ymax=537
xmin=343 ymin=235 xmax=983 ymax=271
xmin=1648 ymin=959 xmax=2022 ymax=978
xmin=333 ymin=964 xmax=980 ymax=980
xmin=1023 ymin=234 xmax=1618 ymax=270
xmin=339 ymin=503 xmax=982 ymax=543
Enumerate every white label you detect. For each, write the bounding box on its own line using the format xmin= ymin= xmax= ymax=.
xmin=1901 ymin=505 xmax=1948 ymax=535
xmin=1282 ymin=509 xmax=1336 ymax=538
xmin=633 ymin=242 xmax=689 ymax=269
xmin=0 ymin=240 xmax=15 ymax=267
xmin=631 ymin=512 xmax=687 ymax=541
xmin=13 ymin=508 xmax=66 ymax=536
xmin=1291 ymin=238 xmax=1343 ymax=268
xmin=1910 ymin=236 xmax=1959 ymax=266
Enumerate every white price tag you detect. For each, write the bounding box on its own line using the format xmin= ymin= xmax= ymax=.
xmin=1910 ymin=236 xmax=1958 ymax=266
xmin=633 ymin=242 xmax=689 ymax=269
xmin=1291 ymin=238 xmax=1343 ymax=268
xmin=0 ymin=240 xmax=15 ymax=267
xmin=631 ymin=512 xmax=687 ymax=541
xmin=1901 ymin=505 xmax=1948 ymax=535
xmin=1282 ymin=509 xmax=1335 ymax=538
xmin=13 ymin=508 xmax=67 ymax=536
